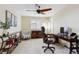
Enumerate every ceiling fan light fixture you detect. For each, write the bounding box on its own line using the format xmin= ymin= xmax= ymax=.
xmin=37 ymin=9 xmax=41 ymax=14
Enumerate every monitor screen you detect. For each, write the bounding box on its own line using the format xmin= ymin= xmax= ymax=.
xmin=60 ymin=27 xmax=64 ymax=33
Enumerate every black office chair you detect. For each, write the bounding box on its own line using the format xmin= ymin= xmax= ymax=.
xmin=70 ymin=33 xmax=79 ymax=54
xmin=41 ymin=26 xmax=55 ymax=53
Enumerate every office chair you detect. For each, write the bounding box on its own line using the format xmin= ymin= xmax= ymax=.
xmin=70 ymin=33 xmax=79 ymax=54
xmin=41 ymin=27 xmax=55 ymax=53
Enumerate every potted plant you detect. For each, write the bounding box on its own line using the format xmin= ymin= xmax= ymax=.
xmin=0 ymin=20 xmax=9 ymax=37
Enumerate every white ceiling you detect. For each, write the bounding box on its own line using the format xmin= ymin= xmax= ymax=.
xmin=0 ymin=4 xmax=67 ymax=17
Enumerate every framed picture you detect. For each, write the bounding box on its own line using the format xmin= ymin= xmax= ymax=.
xmin=6 ymin=10 xmax=17 ymax=27
xmin=14 ymin=16 xmax=17 ymax=27
xmin=11 ymin=14 xmax=15 ymax=27
xmin=0 ymin=20 xmax=2 ymax=28
xmin=6 ymin=10 xmax=12 ymax=27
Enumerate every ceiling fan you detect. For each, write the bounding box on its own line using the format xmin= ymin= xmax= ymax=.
xmin=25 ymin=4 xmax=52 ymax=14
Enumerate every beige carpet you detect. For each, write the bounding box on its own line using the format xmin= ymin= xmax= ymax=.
xmin=12 ymin=38 xmax=69 ymax=54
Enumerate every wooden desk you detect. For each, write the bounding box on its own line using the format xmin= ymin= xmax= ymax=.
xmin=47 ymin=34 xmax=76 ymax=42
xmin=47 ymin=34 xmax=79 ymax=54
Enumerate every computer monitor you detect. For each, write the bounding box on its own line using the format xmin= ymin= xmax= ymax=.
xmin=60 ymin=27 xmax=64 ymax=33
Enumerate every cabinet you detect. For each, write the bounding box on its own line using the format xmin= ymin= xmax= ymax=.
xmin=31 ymin=31 xmax=42 ymax=39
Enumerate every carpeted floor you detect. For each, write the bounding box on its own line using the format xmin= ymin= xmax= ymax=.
xmin=12 ymin=38 xmax=70 ymax=54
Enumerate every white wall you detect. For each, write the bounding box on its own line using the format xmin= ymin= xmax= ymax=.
xmin=53 ymin=5 xmax=79 ymax=34
xmin=0 ymin=5 xmax=21 ymax=35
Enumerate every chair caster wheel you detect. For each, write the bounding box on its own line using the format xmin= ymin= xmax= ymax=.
xmin=52 ymin=51 xmax=54 ymax=54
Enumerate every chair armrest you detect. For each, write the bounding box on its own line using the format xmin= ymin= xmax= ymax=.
xmin=47 ymin=34 xmax=54 ymax=38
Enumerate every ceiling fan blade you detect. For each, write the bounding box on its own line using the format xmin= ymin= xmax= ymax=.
xmin=40 ymin=12 xmax=45 ymax=14
xmin=25 ymin=9 xmax=36 ymax=11
xmin=39 ymin=8 xmax=52 ymax=12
